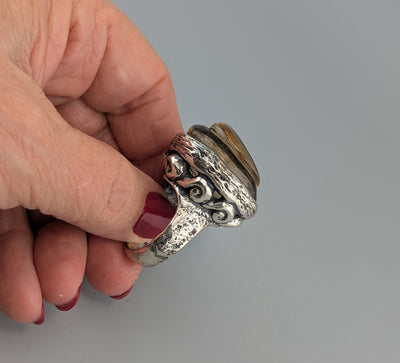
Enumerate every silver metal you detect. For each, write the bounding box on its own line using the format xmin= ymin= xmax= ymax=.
xmin=126 ymin=128 xmax=258 ymax=266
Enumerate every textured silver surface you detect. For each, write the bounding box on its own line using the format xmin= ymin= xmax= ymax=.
xmin=129 ymin=133 xmax=258 ymax=266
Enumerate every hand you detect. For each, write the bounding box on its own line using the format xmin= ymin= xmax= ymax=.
xmin=0 ymin=0 xmax=182 ymax=323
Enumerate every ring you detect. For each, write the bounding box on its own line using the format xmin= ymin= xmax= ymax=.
xmin=125 ymin=123 xmax=260 ymax=266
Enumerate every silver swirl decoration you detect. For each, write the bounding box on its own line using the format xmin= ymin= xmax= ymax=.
xmin=188 ymin=178 xmax=213 ymax=204
xmin=175 ymin=172 xmax=238 ymax=225
xmin=204 ymin=200 xmax=237 ymax=225
xmin=165 ymin=153 xmax=240 ymax=224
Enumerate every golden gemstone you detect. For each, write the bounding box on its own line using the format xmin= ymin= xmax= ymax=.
xmin=187 ymin=123 xmax=260 ymax=199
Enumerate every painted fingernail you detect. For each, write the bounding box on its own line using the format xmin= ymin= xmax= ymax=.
xmin=133 ymin=193 xmax=175 ymax=239
xmin=110 ymin=285 xmax=134 ymax=300
xmin=33 ymin=304 xmax=45 ymax=325
xmin=55 ymin=285 xmax=82 ymax=311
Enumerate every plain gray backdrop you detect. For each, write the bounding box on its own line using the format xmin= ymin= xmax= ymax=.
xmin=1 ymin=0 xmax=400 ymax=362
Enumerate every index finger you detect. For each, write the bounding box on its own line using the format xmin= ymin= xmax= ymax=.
xmin=82 ymin=3 xmax=183 ymax=176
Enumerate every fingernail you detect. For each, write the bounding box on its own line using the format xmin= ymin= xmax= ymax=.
xmin=55 ymin=285 xmax=82 ymax=311
xmin=133 ymin=193 xmax=175 ymax=239
xmin=33 ymin=304 xmax=45 ymax=325
xmin=109 ymin=285 xmax=134 ymax=300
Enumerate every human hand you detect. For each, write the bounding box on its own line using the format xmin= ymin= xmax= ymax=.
xmin=0 ymin=0 xmax=182 ymax=323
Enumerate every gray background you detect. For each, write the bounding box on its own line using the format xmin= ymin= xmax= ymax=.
xmin=1 ymin=0 xmax=400 ymax=362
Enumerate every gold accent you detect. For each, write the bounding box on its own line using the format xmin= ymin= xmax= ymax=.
xmin=210 ymin=123 xmax=260 ymax=187
xmin=188 ymin=123 xmax=259 ymax=199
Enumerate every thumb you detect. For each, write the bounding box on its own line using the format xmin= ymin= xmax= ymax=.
xmin=0 ymin=61 xmax=175 ymax=244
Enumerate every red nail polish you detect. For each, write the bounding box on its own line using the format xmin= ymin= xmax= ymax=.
xmin=110 ymin=285 xmax=134 ymax=300
xmin=55 ymin=285 xmax=81 ymax=311
xmin=33 ymin=304 xmax=45 ymax=325
xmin=133 ymin=193 xmax=175 ymax=239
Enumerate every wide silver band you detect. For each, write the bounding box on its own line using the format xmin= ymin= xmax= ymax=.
xmin=126 ymin=132 xmax=257 ymax=267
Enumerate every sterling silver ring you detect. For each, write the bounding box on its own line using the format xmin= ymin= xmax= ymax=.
xmin=125 ymin=123 xmax=260 ymax=266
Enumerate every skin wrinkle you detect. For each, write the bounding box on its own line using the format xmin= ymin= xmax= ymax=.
xmin=82 ymin=8 xmax=161 ymax=113
xmin=43 ymin=4 xmax=107 ymax=98
xmin=0 ymin=1 xmax=36 ymax=70
xmin=58 ymin=129 xmax=131 ymax=231
xmin=0 ymin=66 xmax=50 ymax=208
xmin=29 ymin=1 xmax=107 ymax=92
xmin=107 ymin=74 xmax=178 ymax=162
xmin=48 ymin=21 xmax=88 ymax=83
xmin=74 ymin=168 xmax=100 ymax=226
xmin=99 ymin=155 xmax=141 ymax=227
xmin=108 ymin=73 xmax=168 ymax=116
xmin=85 ymin=69 xmax=118 ymax=111
xmin=17 ymin=104 xmax=64 ymax=212
xmin=57 ymin=98 xmax=109 ymax=137
xmin=30 ymin=1 xmax=72 ymax=86
xmin=29 ymin=1 xmax=51 ymax=84
xmin=57 ymin=134 xmax=98 ymax=225
xmin=92 ymin=123 xmax=119 ymax=149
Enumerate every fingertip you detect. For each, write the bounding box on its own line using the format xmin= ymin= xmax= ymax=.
xmin=55 ymin=285 xmax=81 ymax=311
xmin=33 ymin=304 xmax=45 ymax=325
xmin=86 ymin=235 xmax=142 ymax=297
xmin=34 ymin=221 xmax=86 ymax=306
xmin=0 ymin=213 xmax=43 ymax=323
xmin=109 ymin=285 xmax=134 ymax=300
